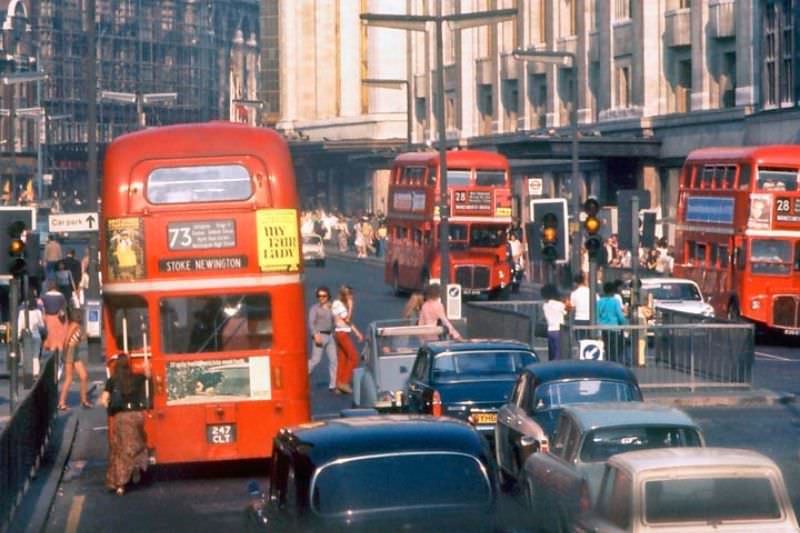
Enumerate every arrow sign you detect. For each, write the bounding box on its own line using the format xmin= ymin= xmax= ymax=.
xmin=579 ymin=339 xmax=605 ymax=361
xmin=49 ymin=212 xmax=100 ymax=233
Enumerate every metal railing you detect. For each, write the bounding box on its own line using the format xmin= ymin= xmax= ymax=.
xmin=0 ymin=353 xmax=58 ymax=532
xmin=464 ymin=301 xmax=755 ymax=390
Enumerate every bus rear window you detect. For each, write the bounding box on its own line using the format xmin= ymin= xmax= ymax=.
xmin=160 ymin=293 xmax=272 ymax=354
xmin=756 ymin=169 xmax=798 ymax=192
xmin=147 ymin=164 xmax=253 ymax=204
xmin=475 ymin=170 xmax=506 ymax=187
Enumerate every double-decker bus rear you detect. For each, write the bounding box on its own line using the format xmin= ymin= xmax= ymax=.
xmin=101 ymin=122 xmax=309 ymax=464
xmin=384 ymin=150 xmax=513 ymax=297
xmin=675 ymin=145 xmax=800 ymax=334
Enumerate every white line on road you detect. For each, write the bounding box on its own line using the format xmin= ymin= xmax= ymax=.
xmin=65 ymin=494 xmax=85 ymax=533
xmin=755 ymin=351 xmax=797 ymax=362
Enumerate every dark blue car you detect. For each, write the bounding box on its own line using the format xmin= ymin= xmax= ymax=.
xmin=266 ymin=415 xmax=499 ymax=532
xmin=405 ymin=339 xmax=539 ymax=440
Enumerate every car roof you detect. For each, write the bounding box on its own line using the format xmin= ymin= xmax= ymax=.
xmin=424 ymin=339 xmax=534 ymax=354
xmin=523 ymin=360 xmax=638 ymax=384
xmin=564 ymin=403 xmax=699 ymax=432
xmin=640 ymin=277 xmax=698 ymax=286
xmin=608 ymin=447 xmax=778 ymax=474
xmin=278 ymin=415 xmax=487 ymax=465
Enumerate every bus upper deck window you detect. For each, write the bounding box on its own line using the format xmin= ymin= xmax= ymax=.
xmin=448 ymin=170 xmax=471 ymax=187
xmin=147 ymin=164 xmax=252 ymax=204
xmin=701 ymin=167 xmax=716 ymax=189
xmin=756 ymin=169 xmax=798 ymax=192
xmin=475 ymin=170 xmax=506 ymax=187
xmin=737 ymin=165 xmax=751 ymax=190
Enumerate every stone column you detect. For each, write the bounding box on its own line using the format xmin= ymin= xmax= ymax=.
xmin=690 ymin=0 xmax=711 ymax=110
xmin=735 ymin=0 xmax=756 ymax=106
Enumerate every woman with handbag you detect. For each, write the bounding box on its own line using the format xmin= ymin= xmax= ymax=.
xmin=57 ymin=307 xmax=90 ymax=410
xmin=99 ymin=353 xmax=149 ymax=496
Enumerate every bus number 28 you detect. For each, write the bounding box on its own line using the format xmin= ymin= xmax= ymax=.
xmin=777 ymin=198 xmax=791 ymax=213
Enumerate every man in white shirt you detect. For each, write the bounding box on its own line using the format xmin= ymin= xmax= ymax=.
xmin=570 ymin=274 xmax=591 ymax=340
xmin=542 ymin=284 xmax=566 ymax=360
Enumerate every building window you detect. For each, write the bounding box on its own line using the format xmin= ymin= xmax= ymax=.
xmin=478 ymin=84 xmax=493 ymax=135
xmin=615 ymin=0 xmax=632 ymax=20
xmin=529 ymin=73 xmax=547 ymax=128
xmin=559 ymin=69 xmax=575 ymax=124
xmin=502 ymin=79 xmax=519 ymax=130
xmin=562 ymin=0 xmax=577 ymax=36
xmin=721 ymin=51 xmax=737 ymax=108
xmin=677 ymin=59 xmax=692 ymax=112
xmin=762 ymin=0 xmax=795 ymax=108
xmin=445 ymin=90 xmax=457 ymax=131
xmin=615 ymin=65 xmax=631 ymax=108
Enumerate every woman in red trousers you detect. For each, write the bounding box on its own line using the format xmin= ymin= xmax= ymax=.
xmin=331 ymin=285 xmax=363 ymax=394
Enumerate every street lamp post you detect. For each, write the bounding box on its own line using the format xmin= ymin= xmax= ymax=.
xmin=99 ymin=90 xmax=178 ymax=129
xmin=361 ymin=7 xmax=516 ymax=291
xmin=362 ymin=78 xmax=412 ymax=147
xmin=512 ymin=49 xmax=581 ymax=278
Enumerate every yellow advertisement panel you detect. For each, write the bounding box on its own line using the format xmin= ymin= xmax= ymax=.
xmin=256 ymin=209 xmax=300 ymax=272
xmin=106 ymin=217 xmax=146 ymax=281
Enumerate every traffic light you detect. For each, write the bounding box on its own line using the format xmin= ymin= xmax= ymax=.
xmin=541 ymin=212 xmax=558 ymax=262
xmin=7 ymin=220 xmax=26 ymax=277
xmin=530 ymin=199 xmax=568 ymax=262
xmin=583 ymin=198 xmax=603 ymax=261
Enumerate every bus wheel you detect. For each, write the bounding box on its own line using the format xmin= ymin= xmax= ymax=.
xmin=727 ymin=300 xmax=740 ymax=321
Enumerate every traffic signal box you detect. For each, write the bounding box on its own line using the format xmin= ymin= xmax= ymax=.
xmin=584 ymin=198 xmax=603 ymax=261
xmin=6 ymin=220 xmax=26 ymax=277
xmin=528 ymin=199 xmax=568 ymax=263
xmin=541 ymin=213 xmax=558 ymax=262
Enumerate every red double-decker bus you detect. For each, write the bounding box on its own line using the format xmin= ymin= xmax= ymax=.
xmin=384 ymin=150 xmax=513 ymax=298
xmin=100 ymin=122 xmax=310 ymax=464
xmin=675 ymin=145 xmax=800 ymax=334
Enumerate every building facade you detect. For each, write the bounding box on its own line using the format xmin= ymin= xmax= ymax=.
xmin=281 ymin=0 xmax=800 ymax=244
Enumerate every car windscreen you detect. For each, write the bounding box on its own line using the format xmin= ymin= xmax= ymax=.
xmin=642 ymin=283 xmax=701 ymax=301
xmin=580 ymin=426 xmax=703 ymax=463
xmin=376 ymin=334 xmax=428 ymax=357
xmin=644 ymin=477 xmax=782 ymax=523
xmin=302 ymin=236 xmax=321 ymax=245
xmin=312 ymin=452 xmax=492 ymax=516
xmin=533 ymin=379 xmax=640 ymax=409
xmin=433 ymin=351 xmax=537 ymax=380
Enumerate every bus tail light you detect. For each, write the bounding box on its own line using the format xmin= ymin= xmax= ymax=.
xmin=431 ymin=390 xmax=442 ymax=416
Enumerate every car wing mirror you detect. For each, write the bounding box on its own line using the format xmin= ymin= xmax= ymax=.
xmin=535 ymin=398 xmax=546 ymax=410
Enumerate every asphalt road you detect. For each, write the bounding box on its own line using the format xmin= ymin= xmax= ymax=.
xmin=41 ymin=256 xmax=800 ymax=532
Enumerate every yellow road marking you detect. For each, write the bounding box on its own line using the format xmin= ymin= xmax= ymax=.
xmin=65 ymin=494 xmax=85 ymax=533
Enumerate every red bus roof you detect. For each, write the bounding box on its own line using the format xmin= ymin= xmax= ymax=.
xmin=687 ymin=145 xmax=800 ymax=165
xmin=102 ymin=121 xmax=297 ymax=214
xmin=393 ymin=149 xmax=509 ymax=169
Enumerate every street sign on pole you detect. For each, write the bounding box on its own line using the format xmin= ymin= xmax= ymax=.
xmin=48 ymin=212 xmax=99 ymax=233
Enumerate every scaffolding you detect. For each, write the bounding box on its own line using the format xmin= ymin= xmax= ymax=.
xmin=30 ymin=0 xmax=260 ymax=200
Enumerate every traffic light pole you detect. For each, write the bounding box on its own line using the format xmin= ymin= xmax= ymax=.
xmin=86 ymin=0 xmax=102 ymax=364
xmin=435 ymin=15 xmax=450 ymax=292
xmin=589 ymin=259 xmax=597 ymax=326
xmin=8 ymin=277 xmax=19 ymax=411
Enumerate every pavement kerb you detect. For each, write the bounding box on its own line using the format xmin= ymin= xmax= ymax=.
xmin=642 ymin=388 xmax=796 ymax=408
xmin=17 ymin=411 xmax=79 ymax=533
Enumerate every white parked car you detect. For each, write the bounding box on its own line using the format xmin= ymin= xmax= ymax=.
xmin=639 ymin=277 xmax=714 ymax=317
xmin=576 ymin=447 xmax=800 ymax=533
xmin=302 ymin=233 xmax=326 ymax=267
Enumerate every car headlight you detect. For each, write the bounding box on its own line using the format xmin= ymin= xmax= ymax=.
xmin=751 ymin=299 xmax=761 ymax=310
xmin=498 ymin=270 xmax=505 ymax=279
xmin=703 ymin=305 xmax=715 ymax=317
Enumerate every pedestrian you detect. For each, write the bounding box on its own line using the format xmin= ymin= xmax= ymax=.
xmin=403 ymin=292 xmax=424 ymax=322
xmin=542 ymin=284 xmax=567 ymax=360
xmin=63 ymin=249 xmax=82 ymax=297
xmin=243 ymin=480 xmax=268 ymax=532
xmin=307 ymin=286 xmax=337 ymax=392
xmin=99 ymin=353 xmax=149 ymax=496
xmin=336 ymin=218 xmax=349 ymax=252
xmin=331 ymin=285 xmax=364 ymax=394
xmin=57 ymin=307 xmax=90 ymax=410
xmin=418 ymin=284 xmax=462 ymax=339
xmin=55 ymin=260 xmax=77 ymax=305
xmin=44 ymin=235 xmax=62 ymax=279
xmin=42 ymin=280 xmax=68 ymax=357
xmin=597 ymin=281 xmax=627 ymax=364
xmin=569 ymin=273 xmax=591 ymax=339
xmin=17 ymin=297 xmax=45 ymax=369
